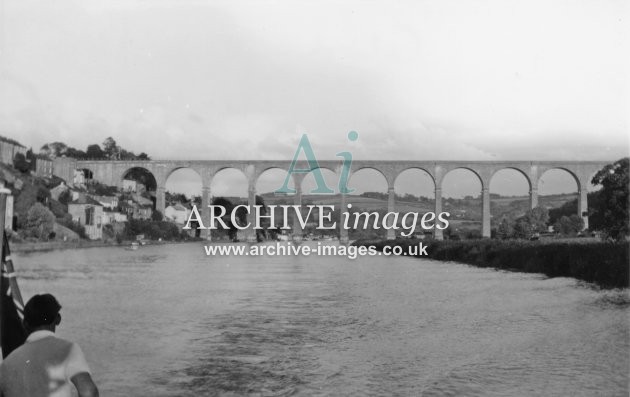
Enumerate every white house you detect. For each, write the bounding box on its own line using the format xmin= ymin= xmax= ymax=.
xmin=123 ymin=180 xmax=146 ymax=193
xmin=165 ymin=204 xmax=190 ymax=224
xmin=50 ymin=182 xmax=69 ymax=201
xmin=131 ymin=193 xmax=153 ymax=207
xmin=92 ymin=195 xmax=119 ymax=210
xmin=122 ymin=179 xmax=137 ymax=192
xmin=101 ymin=211 xmax=128 ymax=225
xmin=73 ymin=170 xmax=86 ymax=187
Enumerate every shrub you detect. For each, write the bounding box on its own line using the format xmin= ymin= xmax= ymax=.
xmin=56 ymin=215 xmax=87 ymax=239
xmin=353 ymin=238 xmax=629 ymax=289
xmin=21 ymin=203 xmax=55 ymax=240
xmin=124 ymin=219 xmax=186 ymax=241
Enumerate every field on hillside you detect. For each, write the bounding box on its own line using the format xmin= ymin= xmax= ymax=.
xmin=259 ymin=192 xmax=578 ymax=221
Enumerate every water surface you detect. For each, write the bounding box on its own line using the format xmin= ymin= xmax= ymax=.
xmin=14 ymin=242 xmax=629 ymax=396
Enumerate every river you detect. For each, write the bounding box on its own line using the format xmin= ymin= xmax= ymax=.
xmin=13 ymin=242 xmax=629 ymax=396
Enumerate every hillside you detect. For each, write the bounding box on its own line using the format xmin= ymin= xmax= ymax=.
xmin=257 ymin=191 xmax=581 ymax=238
xmin=259 ymin=192 xmax=579 ymax=220
xmin=1 ymin=163 xmax=63 ymax=218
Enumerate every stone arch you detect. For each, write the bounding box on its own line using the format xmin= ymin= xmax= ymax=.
xmin=393 ymin=167 xmax=436 ymax=207
xmin=75 ymin=167 xmax=95 ymax=186
xmin=307 ymin=164 xmax=337 ymax=174
xmin=120 ymin=166 xmax=157 ymax=192
xmin=348 ymin=166 xmax=390 ymax=190
xmin=536 ymin=167 xmax=585 ymax=231
xmin=489 ymin=167 xmax=532 ymax=192
xmin=255 ymin=167 xmax=292 ymax=195
xmin=394 ymin=167 xmax=436 ymax=190
xmin=488 ymin=168 xmax=533 ymax=234
xmin=210 ymin=167 xmax=249 ymax=200
xmin=212 ymin=165 xmax=249 ymax=185
xmin=537 ymin=167 xmax=580 ymax=194
xmin=440 ymin=167 xmax=484 ymax=239
xmin=164 ymin=166 xmax=202 ymax=185
xmin=251 ymin=164 xmax=280 ymax=181
xmin=300 ymin=166 xmax=338 ymax=195
xmin=77 ymin=167 xmax=94 ymax=179
xmin=164 ymin=167 xmax=203 ymax=202
xmin=439 ymin=167 xmax=484 ymax=191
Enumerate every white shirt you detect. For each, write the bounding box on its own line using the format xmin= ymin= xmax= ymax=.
xmin=0 ymin=330 xmax=91 ymax=397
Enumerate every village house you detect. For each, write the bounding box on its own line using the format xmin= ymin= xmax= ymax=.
xmin=101 ymin=211 xmax=128 ymax=225
xmin=50 ymin=182 xmax=82 ymax=202
xmin=133 ymin=205 xmax=152 ymax=220
xmin=50 ymin=182 xmax=69 ymax=201
xmin=34 ymin=155 xmax=53 ymax=178
xmin=165 ymin=204 xmax=190 ymax=224
xmin=68 ymin=195 xmax=104 ymax=240
xmin=122 ymin=179 xmax=136 ymax=192
xmin=74 ymin=170 xmax=86 ymax=187
xmin=92 ymin=195 xmax=119 ymax=210
xmin=122 ymin=179 xmax=146 ymax=193
xmin=131 ymin=193 xmax=153 ymax=207
xmin=120 ymin=199 xmax=153 ymax=220
xmin=4 ymin=194 xmax=14 ymax=231
xmin=0 ymin=136 xmax=27 ymax=165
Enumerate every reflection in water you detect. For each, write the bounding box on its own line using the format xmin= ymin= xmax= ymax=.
xmin=14 ymin=243 xmax=629 ymax=396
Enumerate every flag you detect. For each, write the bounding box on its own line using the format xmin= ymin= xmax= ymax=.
xmin=1 ymin=233 xmax=26 ymax=359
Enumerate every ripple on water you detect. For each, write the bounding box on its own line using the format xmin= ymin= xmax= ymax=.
xmin=12 ymin=244 xmax=630 ymax=396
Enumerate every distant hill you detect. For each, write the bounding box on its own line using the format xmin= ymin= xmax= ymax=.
xmin=256 ymin=191 xmax=581 ymax=235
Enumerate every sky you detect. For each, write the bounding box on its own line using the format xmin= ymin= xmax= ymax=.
xmin=0 ymin=0 xmax=628 ymax=197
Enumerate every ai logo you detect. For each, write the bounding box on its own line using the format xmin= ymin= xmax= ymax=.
xmin=275 ymin=131 xmax=359 ymax=195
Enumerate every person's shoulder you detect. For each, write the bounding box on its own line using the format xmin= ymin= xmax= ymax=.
xmin=0 ymin=344 xmax=28 ymax=366
xmin=44 ymin=334 xmax=74 ymax=348
xmin=31 ymin=334 xmax=77 ymax=357
xmin=0 ymin=345 xmax=28 ymax=381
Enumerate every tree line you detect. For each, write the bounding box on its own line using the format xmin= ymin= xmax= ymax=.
xmin=495 ymin=158 xmax=628 ymax=241
xmin=39 ymin=137 xmax=150 ymax=160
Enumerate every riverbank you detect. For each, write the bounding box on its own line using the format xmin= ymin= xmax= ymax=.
xmin=352 ymin=238 xmax=629 ymax=289
xmin=10 ymin=238 xmax=193 ymax=253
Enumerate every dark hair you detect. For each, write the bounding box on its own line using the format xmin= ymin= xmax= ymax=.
xmin=23 ymin=294 xmax=62 ymax=327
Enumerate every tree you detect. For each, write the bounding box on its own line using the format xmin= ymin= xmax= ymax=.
xmin=26 ymin=149 xmax=37 ymax=171
xmin=513 ymin=218 xmax=532 ymax=239
xmin=524 ymin=206 xmax=549 ymax=233
xmin=137 ymin=152 xmax=150 ymax=160
xmin=102 ymin=137 xmax=118 ymax=159
xmin=36 ymin=186 xmax=51 ymax=205
xmin=511 ymin=206 xmax=549 ymax=239
xmin=166 ymin=192 xmax=188 ymax=205
xmin=496 ymin=217 xmax=513 ymax=239
xmin=191 ymin=195 xmax=202 ymax=207
xmin=58 ymin=190 xmax=72 ymax=205
xmin=255 ymin=195 xmax=267 ymax=241
xmin=151 ymin=210 xmax=164 ymax=221
xmin=591 ymin=158 xmax=629 ymax=241
xmin=211 ymin=197 xmax=247 ymax=241
xmin=86 ymin=144 xmax=105 ymax=159
xmin=39 ymin=142 xmax=68 ymax=158
xmin=554 ymin=215 xmax=584 ymax=236
xmin=119 ymin=149 xmax=137 ymax=160
xmin=13 ymin=153 xmax=30 ymax=173
xmin=22 ymin=203 xmax=55 ymax=240
xmin=64 ymin=147 xmax=87 ymax=158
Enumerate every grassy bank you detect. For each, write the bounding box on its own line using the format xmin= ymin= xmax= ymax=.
xmin=352 ymin=238 xmax=629 ymax=289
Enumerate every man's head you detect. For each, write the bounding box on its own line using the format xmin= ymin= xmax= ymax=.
xmin=23 ymin=293 xmax=62 ymax=332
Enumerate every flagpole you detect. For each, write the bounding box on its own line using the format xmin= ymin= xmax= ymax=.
xmin=0 ymin=181 xmax=10 ymax=359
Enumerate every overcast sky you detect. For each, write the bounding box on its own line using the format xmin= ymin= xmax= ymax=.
xmin=1 ymin=0 xmax=628 ymax=197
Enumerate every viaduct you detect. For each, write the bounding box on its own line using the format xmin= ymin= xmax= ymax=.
xmin=52 ymin=158 xmax=608 ymax=242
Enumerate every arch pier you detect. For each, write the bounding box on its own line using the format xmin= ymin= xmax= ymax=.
xmin=52 ymin=159 xmax=607 ymax=241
